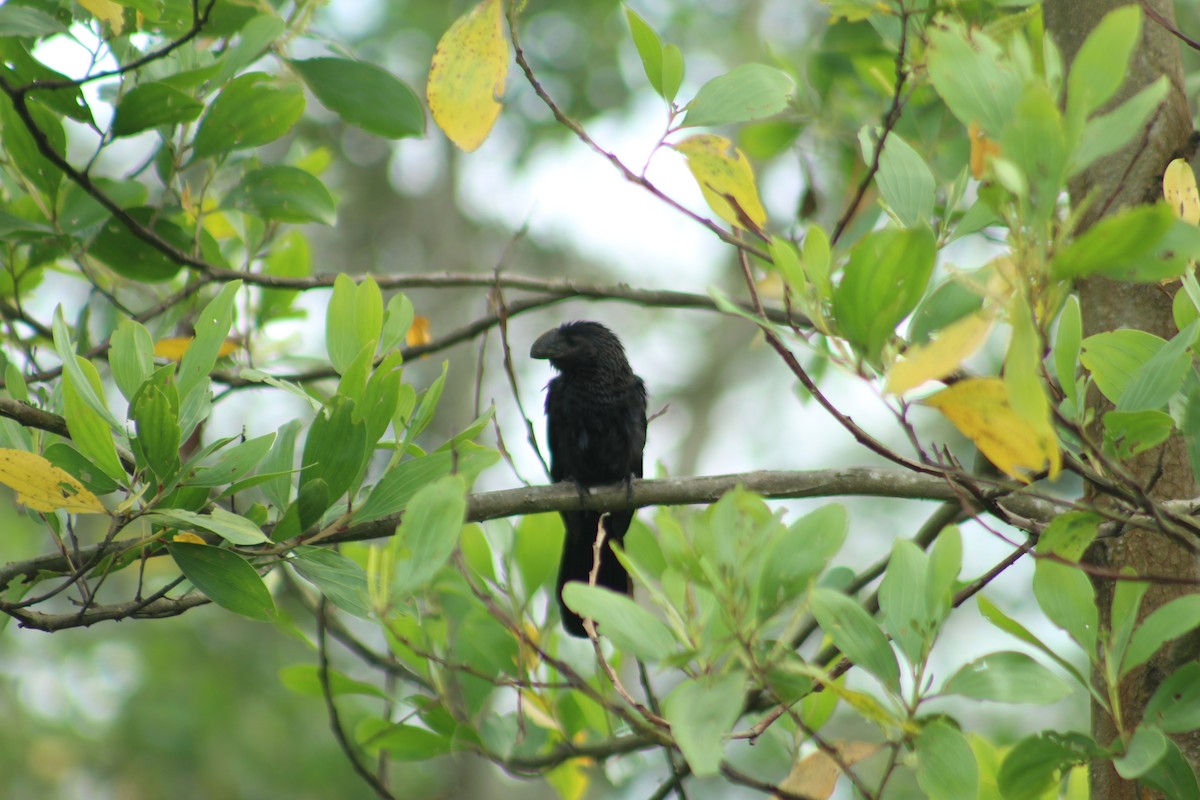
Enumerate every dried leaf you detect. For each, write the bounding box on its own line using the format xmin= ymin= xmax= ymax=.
xmin=886 ymin=312 xmax=993 ymax=394
xmin=673 ymin=133 xmax=768 ymax=235
xmin=0 ymin=448 xmax=107 ymax=514
xmin=1163 ymin=158 xmax=1200 ymax=225
xmin=427 ymin=0 xmax=508 ymax=152
xmin=925 ymin=377 xmax=1060 ymax=481
xmin=774 ymin=742 xmax=881 ymax=800
xmin=154 ymin=337 xmax=239 ymax=361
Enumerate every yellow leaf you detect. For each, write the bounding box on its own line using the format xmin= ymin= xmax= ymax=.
xmin=886 ymin=313 xmax=993 ymax=394
xmin=775 ymin=742 xmax=881 ymax=800
xmin=406 ymin=316 xmax=432 ymax=347
xmin=427 ymin=0 xmax=508 ymax=152
xmin=1163 ymin=158 xmax=1200 ymax=225
xmin=0 ymin=448 xmax=106 ymax=514
xmin=78 ymin=0 xmax=124 ymax=34
xmin=925 ymin=377 xmax=1060 ymax=482
xmin=673 ymin=133 xmax=768 ymax=235
xmin=202 ymin=211 xmax=238 ymax=240
xmin=154 ymin=337 xmax=240 ymax=361
xmin=969 ymin=121 xmax=1000 ymax=179
xmin=172 ymin=531 xmax=206 ymax=544
xmin=546 ymin=759 xmax=590 ymax=800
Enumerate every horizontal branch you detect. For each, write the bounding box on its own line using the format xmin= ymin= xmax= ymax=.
xmin=0 ymin=467 xmax=1065 ymax=595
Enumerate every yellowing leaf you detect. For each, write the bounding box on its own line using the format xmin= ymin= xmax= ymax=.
xmin=154 ymin=337 xmax=240 ymax=361
xmin=0 ymin=448 xmax=106 ymax=514
xmin=886 ymin=313 xmax=993 ymax=394
xmin=173 ymin=531 xmax=207 ymax=544
xmin=969 ymin=121 xmax=1000 ymax=179
xmin=546 ymin=759 xmax=590 ymax=800
xmin=673 ymin=133 xmax=768 ymax=235
xmin=406 ymin=316 xmax=432 ymax=347
xmin=1164 ymin=158 xmax=1200 ymax=225
xmin=925 ymin=377 xmax=1061 ymax=482
xmin=78 ymin=0 xmax=124 ymax=34
xmin=427 ymin=0 xmax=508 ymax=152
xmin=775 ymin=742 xmax=881 ymax=800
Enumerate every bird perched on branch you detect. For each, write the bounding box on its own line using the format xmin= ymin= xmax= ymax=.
xmin=530 ymin=321 xmax=648 ymax=637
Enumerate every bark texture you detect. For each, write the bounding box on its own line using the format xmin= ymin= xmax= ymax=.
xmin=1043 ymin=2 xmax=1198 ymax=797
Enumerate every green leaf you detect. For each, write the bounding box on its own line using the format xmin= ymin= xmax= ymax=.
xmin=1144 ymin=662 xmax=1200 ymax=733
xmin=300 ymin=397 xmax=369 ymax=505
xmin=925 ymin=525 xmax=961 ymax=623
xmin=1001 ymin=83 xmax=1067 ymax=223
xmin=1141 ymin=738 xmax=1200 ymax=800
xmin=391 ymin=475 xmax=466 ymax=594
xmin=1066 ymin=4 xmax=1140 ymax=119
xmin=189 ymin=433 xmax=276 ymax=487
xmin=811 ymin=586 xmax=900 ymax=692
xmin=168 ymin=542 xmax=275 ymax=621
xmin=1124 ymin=595 xmax=1200 ymax=677
xmin=178 ymin=281 xmax=241 ymax=403
xmin=52 ymin=309 xmax=120 ymax=430
xmin=1036 ymin=511 xmax=1101 ymax=562
xmin=758 ymin=504 xmax=847 ymax=614
xmin=624 ymin=6 xmax=664 ymax=97
xmin=112 ymin=82 xmax=204 ymax=137
xmin=291 ymin=57 xmax=424 ymax=139
xmin=682 ymin=64 xmax=794 ymax=128
xmin=1073 ymin=77 xmax=1168 ymax=175
xmin=1184 ymin=382 xmax=1200 ymax=487
xmin=908 ymin=278 xmax=984 ymax=344
xmin=661 ymin=44 xmax=684 ymax=104
xmin=260 ymin=418 xmax=301 ymax=511
xmin=62 ymin=357 xmax=125 ymax=483
xmin=915 ymin=720 xmax=978 ymax=800
xmin=109 ymin=320 xmax=154 ymax=403
xmin=149 ymin=507 xmax=269 ymax=545
xmin=356 ymin=720 xmax=452 ymax=760
xmin=1054 ymin=296 xmax=1082 ymax=405
xmin=132 ymin=383 xmax=180 ymax=481
xmin=662 ymin=671 xmax=746 ymax=777
xmin=214 ymin=14 xmax=286 ymax=85
xmin=1118 ymin=320 xmax=1199 ymax=411
xmin=44 ymin=443 xmax=119 ymax=495
xmin=279 ymin=663 xmax=386 ymax=699
xmin=927 ymin=23 xmax=1021 ymax=135
xmin=561 ymin=583 xmax=678 ymax=660
xmin=1114 ymin=725 xmax=1168 ymax=780
xmin=258 ymin=231 xmax=310 ymax=326
xmin=230 ymin=166 xmax=336 ymax=224
xmin=0 ymin=6 xmax=68 ymax=37
xmin=192 ymin=72 xmax=305 ymax=158
xmin=326 ymin=274 xmax=381 ymax=374
xmin=0 ymin=94 xmax=64 ymax=201
xmin=942 ymin=652 xmax=1073 ymax=704
xmin=874 ymin=132 xmax=935 ymax=227
xmin=1080 ymin=328 xmax=1165 ymax=405
xmin=290 ymin=547 xmax=372 ymax=619
xmin=1103 ymin=410 xmax=1174 ymax=460
xmin=977 ymin=595 xmax=1090 ymax=690
xmin=356 ymin=451 xmax=463 ymax=523
xmin=514 ymin=514 xmax=562 ymax=595
xmin=1033 ymin=560 xmax=1098 ymax=653
xmin=878 ymin=538 xmax=928 ymax=664
xmin=833 ymin=226 xmax=936 ymax=364
xmin=998 ymin=732 xmax=1096 ymax=800
xmin=380 ymin=293 xmax=415 ymax=353
xmin=89 ymin=206 xmax=189 ymax=282
xmin=1052 ymin=204 xmax=1200 ymax=283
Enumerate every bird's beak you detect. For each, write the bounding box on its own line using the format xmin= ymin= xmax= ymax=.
xmin=530 ymin=329 xmax=563 ymax=360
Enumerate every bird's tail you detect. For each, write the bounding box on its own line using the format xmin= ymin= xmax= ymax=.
xmin=557 ymin=510 xmax=633 ymax=637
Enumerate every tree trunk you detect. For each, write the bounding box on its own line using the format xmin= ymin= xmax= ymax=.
xmin=1043 ymin=2 xmax=1198 ymax=797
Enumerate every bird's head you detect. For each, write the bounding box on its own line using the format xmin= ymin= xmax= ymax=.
xmin=530 ymin=321 xmax=629 ymax=372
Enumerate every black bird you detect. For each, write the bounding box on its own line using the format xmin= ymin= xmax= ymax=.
xmin=530 ymin=321 xmax=648 ymax=637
